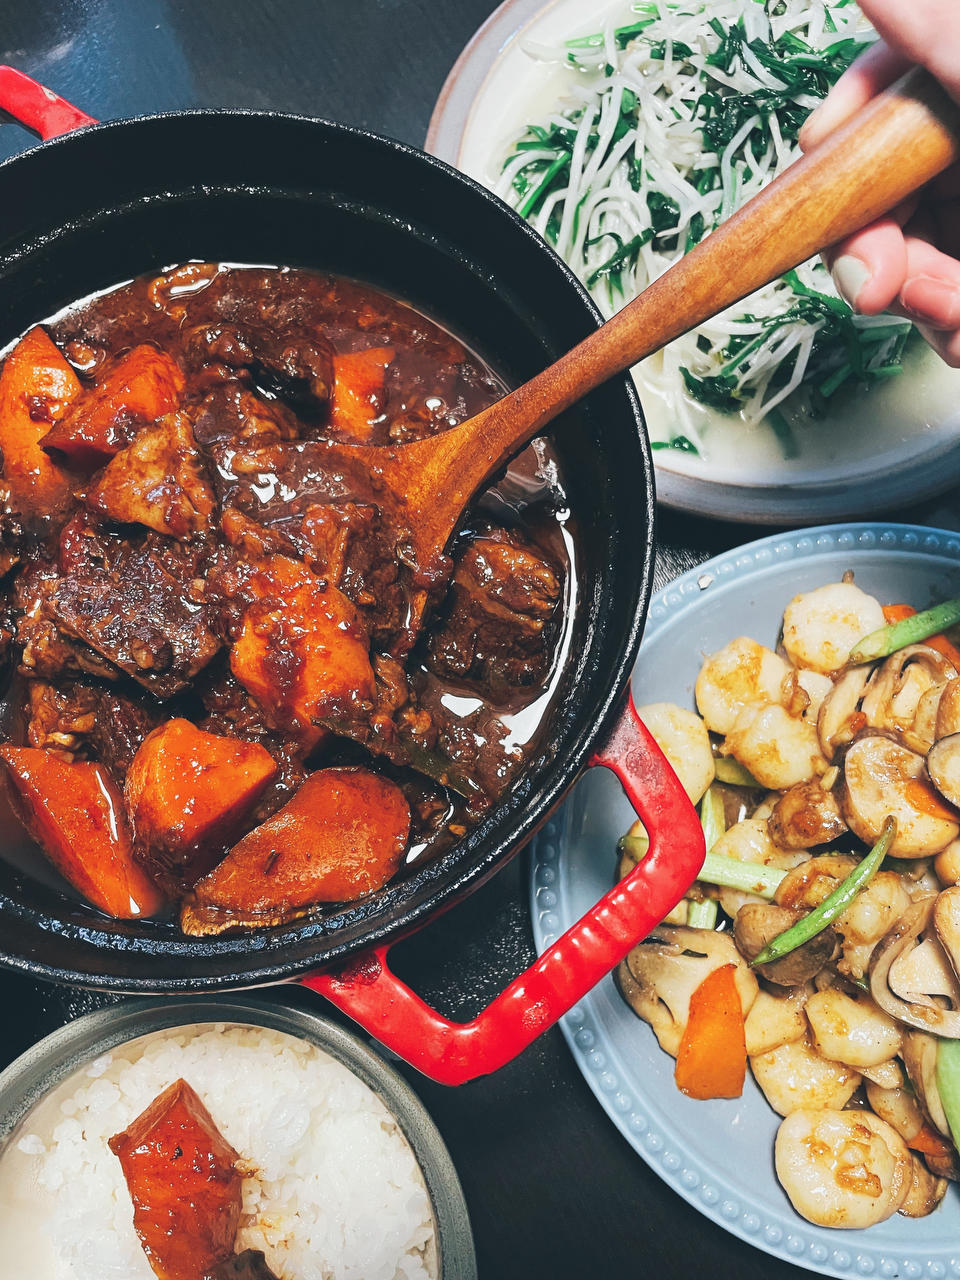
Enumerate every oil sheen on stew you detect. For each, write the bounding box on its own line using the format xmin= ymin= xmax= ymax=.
xmin=0 ymin=263 xmax=576 ymax=935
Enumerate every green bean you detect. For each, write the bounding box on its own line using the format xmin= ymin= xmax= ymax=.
xmin=750 ymin=818 xmax=896 ymax=968
xmin=848 ymin=599 xmax=960 ymax=666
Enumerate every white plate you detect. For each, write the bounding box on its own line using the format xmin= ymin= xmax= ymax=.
xmin=529 ymin=522 xmax=960 ymax=1277
xmin=427 ymin=1 xmax=960 ymax=524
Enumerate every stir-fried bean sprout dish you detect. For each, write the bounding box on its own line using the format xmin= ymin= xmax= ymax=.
xmin=618 ymin=580 xmax=960 ymax=1229
xmin=498 ymin=0 xmax=924 ymax=460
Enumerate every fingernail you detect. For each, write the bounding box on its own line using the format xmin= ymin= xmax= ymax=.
xmin=832 ymin=255 xmax=872 ymax=309
xmin=900 ymin=275 xmax=960 ymax=329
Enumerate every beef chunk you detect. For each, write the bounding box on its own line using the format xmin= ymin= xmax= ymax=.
xmin=86 ymin=411 xmax=215 ymax=540
xmin=14 ymin=557 xmax=121 ymax=683
xmin=0 ymin=510 xmax=23 ymax=580
xmin=185 ymin=321 xmax=334 ymax=411
xmin=192 ymin=382 xmax=300 ymax=449
xmin=427 ymin=526 xmax=562 ymax=694
xmin=90 ymin=689 xmax=161 ymax=779
xmin=25 ymin=680 xmax=99 ymax=755
xmin=212 ymin=1253 xmax=281 ymax=1280
xmin=47 ymin=518 xmax=220 ymax=698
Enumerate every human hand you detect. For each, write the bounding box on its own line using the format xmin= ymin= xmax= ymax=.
xmin=799 ymin=0 xmax=960 ymax=365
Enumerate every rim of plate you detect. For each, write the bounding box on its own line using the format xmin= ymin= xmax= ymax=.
xmin=426 ymin=2 xmax=960 ymax=526
xmin=530 ymin=521 xmax=960 ymax=1278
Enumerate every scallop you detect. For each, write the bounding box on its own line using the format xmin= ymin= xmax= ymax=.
xmin=781 ymin=582 xmax=885 ymax=674
xmin=750 ymin=1036 xmax=861 ymax=1116
xmin=723 ymin=703 xmax=827 ymax=791
xmin=775 ymin=1109 xmax=912 ymax=1227
xmin=694 ymin=637 xmax=790 ymax=735
xmin=805 ymin=989 xmax=902 ymax=1069
xmin=635 ymin=702 xmax=714 ymax=806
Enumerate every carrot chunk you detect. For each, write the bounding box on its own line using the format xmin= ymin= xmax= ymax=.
xmin=0 ymin=326 xmax=80 ymax=518
xmin=42 ymin=344 xmax=185 ymax=465
xmin=0 ymin=745 xmax=164 ymax=917
xmin=908 ymin=1123 xmax=955 ymax=1160
xmin=109 ymin=1079 xmax=241 ymax=1280
xmin=86 ymin=412 xmax=215 ymax=539
xmin=906 ymin=778 xmax=960 ymax=822
xmin=230 ymin=554 xmax=375 ymax=733
xmin=329 ymin=346 xmax=393 ymax=442
xmin=181 ymin=767 xmax=409 ymax=934
xmin=125 ymin=718 xmax=278 ymax=885
xmin=674 ymin=963 xmax=747 ymax=1100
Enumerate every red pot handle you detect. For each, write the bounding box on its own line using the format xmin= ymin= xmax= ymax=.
xmin=303 ymin=692 xmax=705 ymax=1085
xmin=0 ymin=67 xmax=97 ymax=139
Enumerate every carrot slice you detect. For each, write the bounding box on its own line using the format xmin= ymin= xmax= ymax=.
xmin=0 ymin=745 xmax=164 ymax=918
xmin=674 ymin=963 xmax=747 ymax=1100
xmin=906 ymin=778 xmax=960 ymax=822
xmin=329 ymin=346 xmax=393 ymax=442
xmin=908 ymin=1123 xmax=955 ymax=1160
xmin=125 ymin=719 xmax=278 ymax=885
xmin=882 ymin=603 xmax=960 ymax=670
xmin=43 ymin=344 xmax=185 ymax=465
xmin=0 ymin=326 xmax=80 ymax=518
xmin=182 ymin=767 xmax=409 ymax=933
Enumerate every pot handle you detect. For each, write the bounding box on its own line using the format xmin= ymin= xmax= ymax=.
xmin=0 ymin=67 xmax=97 ymax=139
xmin=302 ymin=692 xmax=704 ymax=1085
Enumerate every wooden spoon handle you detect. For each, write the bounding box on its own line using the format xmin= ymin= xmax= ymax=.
xmin=472 ymin=66 xmax=960 ymax=463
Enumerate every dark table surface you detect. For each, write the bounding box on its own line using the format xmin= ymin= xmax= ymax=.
xmin=0 ymin=4 xmax=956 ymax=1279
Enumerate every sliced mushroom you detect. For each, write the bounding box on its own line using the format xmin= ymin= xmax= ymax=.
xmin=775 ymin=855 xmax=858 ymax=911
xmin=928 ymin=733 xmax=960 ymax=810
xmin=869 ymin=897 xmax=960 ymax=1035
xmin=768 ymin=778 xmax=847 ymax=849
xmin=899 ymin=1154 xmax=949 ymax=1217
xmin=935 ymin=839 xmax=960 ymax=886
xmin=889 ymin=935 xmax=960 ymax=1005
xmin=902 ymin=1030 xmax=952 ymax=1138
xmin=818 ymin=666 xmax=872 ymax=761
xmin=842 ymin=735 xmax=959 ymax=857
xmin=860 ymin=645 xmax=955 ymax=755
xmin=865 ymin=1078 xmax=923 ymax=1141
xmin=934 ymin=885 xmax=960 ymax=982
xmin=734 ymin=902 xmax=839 ymax=986
xmin=938 ymin=678 xmax=960 ymax=739
xmin=921 ymin=1147 xmax=960 ymax=1183
xmin=616 ymin=925 xmax=758 ymax=1058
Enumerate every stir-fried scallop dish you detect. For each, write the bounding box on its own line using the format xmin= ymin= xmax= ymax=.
xmin=617 ymin=580 xmax=960 ymax=1229
xmin=0 ymin=263 xmax=571 ymax=934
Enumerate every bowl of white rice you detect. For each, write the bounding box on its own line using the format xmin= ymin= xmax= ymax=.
xmin=0 ymin=996 xmax=476 ymax=1280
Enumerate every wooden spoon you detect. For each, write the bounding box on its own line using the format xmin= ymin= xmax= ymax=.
xmin=323 ymin=68 xmax=960 ymax=649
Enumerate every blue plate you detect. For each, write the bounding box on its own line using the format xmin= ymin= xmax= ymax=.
xmin=530 ymin=522 xmax=960 ymax=1277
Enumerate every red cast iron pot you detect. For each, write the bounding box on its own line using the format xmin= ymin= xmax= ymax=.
xmin=0 ymin=69 xmax=705 ymax=1085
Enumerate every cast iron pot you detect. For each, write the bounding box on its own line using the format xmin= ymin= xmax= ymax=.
xmin=0 ymin=69 xmax=704 ymax=1084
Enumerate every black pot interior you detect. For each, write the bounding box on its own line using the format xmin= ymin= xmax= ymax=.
xmin=0 ymin=113 xmax=654 ymax=988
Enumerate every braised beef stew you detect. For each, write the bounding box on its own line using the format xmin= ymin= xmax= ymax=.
xmin=0 ymin=265 xmax=574 ymax=934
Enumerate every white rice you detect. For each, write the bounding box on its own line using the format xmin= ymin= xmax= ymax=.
xmin=0 ymin=1023 xmax=438 ymax=1280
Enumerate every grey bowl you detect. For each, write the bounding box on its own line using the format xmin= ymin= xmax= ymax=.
xmin=0 ymin=994 xmax=477 ymax=1280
